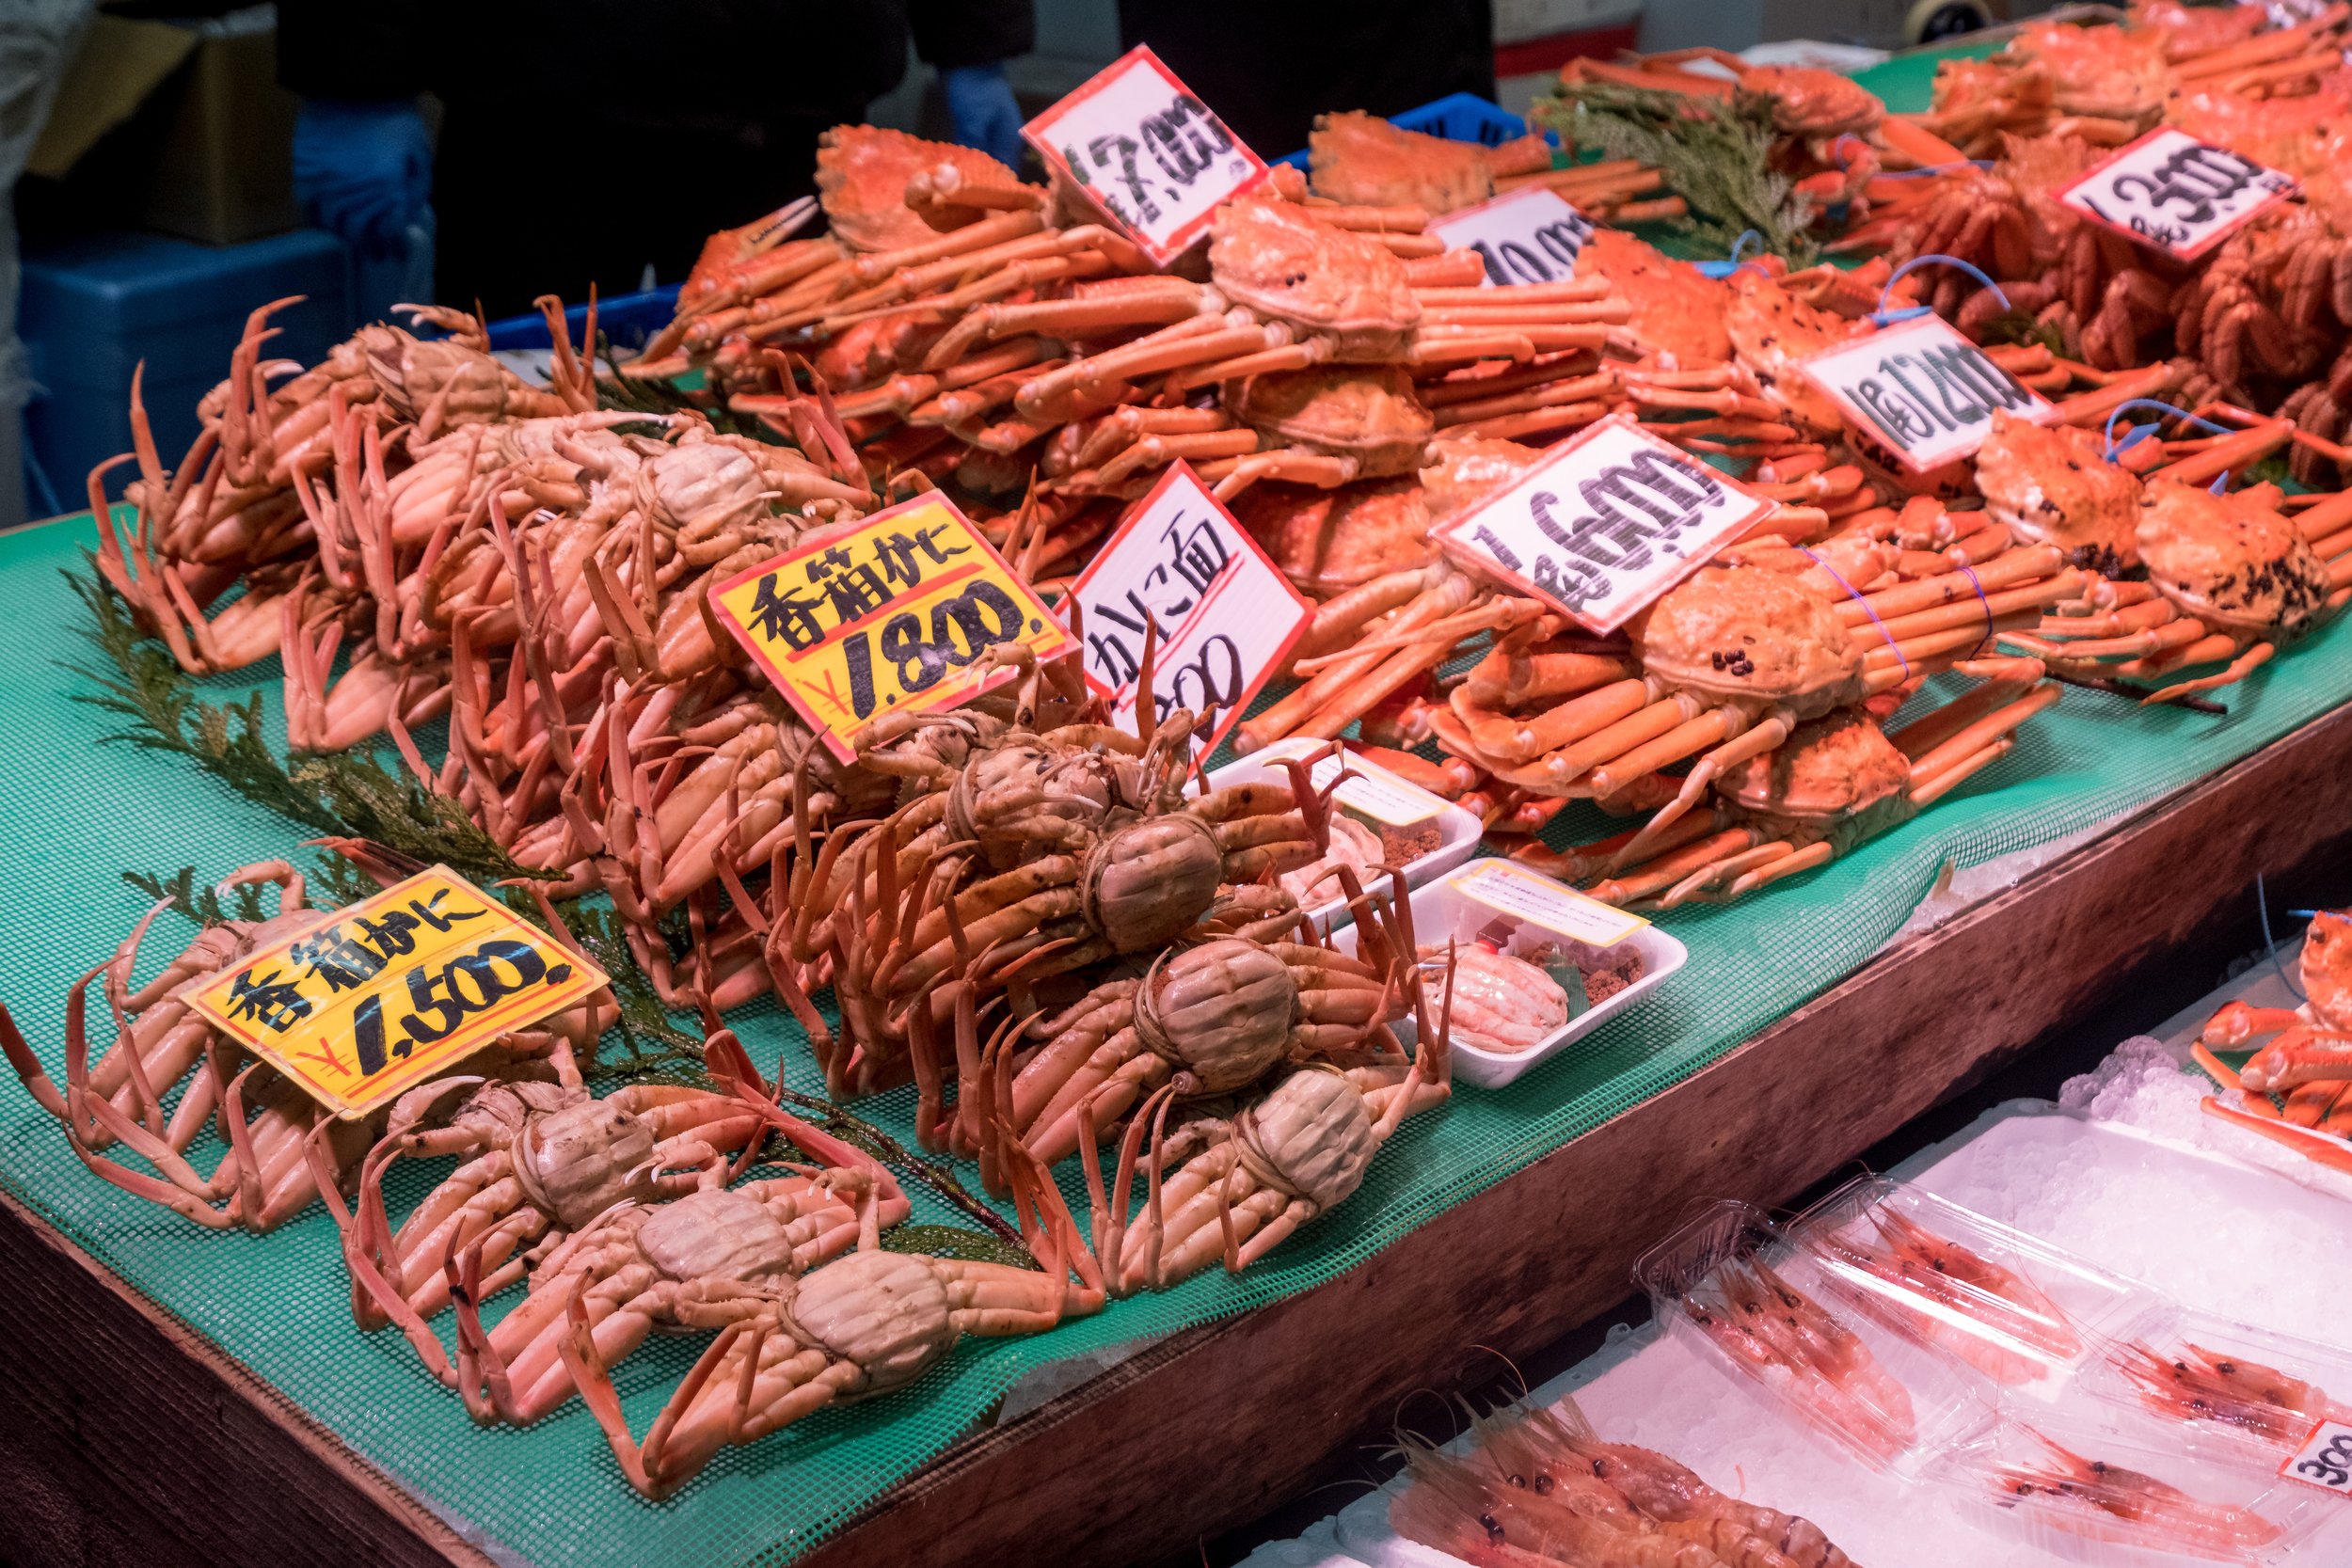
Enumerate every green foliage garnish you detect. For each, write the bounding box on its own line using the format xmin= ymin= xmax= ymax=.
xmin=1533 ymin=82 xmax=1819 ymax=265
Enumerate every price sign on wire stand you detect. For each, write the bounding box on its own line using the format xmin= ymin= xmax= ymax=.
xmin=185 ymin=867 xmax=610 ymax=1119
xmin=2280 ymin=1418 xmax=2352 ymax=1496
xmin=1429 ymin=186 xmax=1595 ymax=288
xmin=1022 ymin=45 xmax=1269 ymax=267
xmin=710 ymin=493 xmax=1074 ymax=764
xmin=1796 ymin=313 xmax=2058 ymax=473
xmin=1431 ymin=413 xmax=1773 ymax=633
xmin=1066 ymin=461 xmax=1312 ymax=752
xmin=2054 ymin=128 xmax=2296 ymax=261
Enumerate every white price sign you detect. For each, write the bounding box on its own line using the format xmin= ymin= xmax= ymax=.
xmin=2280 ymin=1419 xmax=2352 ymax=1496
xmin=1432 ymin=414 xmax=1772 ymax=633
xmin=1430 ymin=185 xmax=1594 ymax=288
xmin=1796 ymin=314 xmax=2057 ymax=473
xmin=2054 ymin=128 xmax=2296 ymax=261
xmin=1066 ymin=462 xmax=1311 ymax=751
xmin=1022 ymin=45 xmax=1268 ymax=266
xmin=1454 ymin=860 xmax=1648 ymax=947
xmin=1251 ymin=737 xmax=1451 ymax=831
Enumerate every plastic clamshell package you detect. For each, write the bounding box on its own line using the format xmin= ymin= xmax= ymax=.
xmin=1788 ymin=1175 xmax=2155 ymax=1396
xmin=2075 ymin=1302 xmax=2352 ymax=1472
xmin=1205 ymin=740 xmax=1482 ymax=933
xmin=1635 ymin=1198 xmax=1998 ymax=1479
xmin=1328 ymin=857 xmax=1687 ymax=1090
xmin=1927 ymin=1402 xmax=2351 ymax=1566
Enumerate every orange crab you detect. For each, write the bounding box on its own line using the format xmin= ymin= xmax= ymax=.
xmin=1307 ymin=111 xmax=1552 ymax=214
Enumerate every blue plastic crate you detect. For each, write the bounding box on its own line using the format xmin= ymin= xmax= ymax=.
xmin=21 ymin=228 xmax=352 ymax=513
xmin=1277 ymin=91 xmax=1536 ymax=170
xmin=485 ymin=287 xmax=682 ymax=355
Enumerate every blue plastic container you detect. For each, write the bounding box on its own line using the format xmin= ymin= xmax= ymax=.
xmin=485 ymin=287 xmax=682 ymax=355
xmin=21 ymin=228 xmax=352 ymax=514
xmin=1276 ymin=92 xmax=1535 ymax=170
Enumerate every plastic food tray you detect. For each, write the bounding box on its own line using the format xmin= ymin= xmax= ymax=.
xmin=1328 ymin=857 xmax=1687 ymax=1089
xmin=1204 ymin=739 xmax=1482 ymax=931
xmin=1788 ymin=1175 xmax=2153 ymax=1397
xmin=1927 ymin=1403 xmax=2348 ymax=1565
xmin=1636 ymin=1198 xmax=2000 ymax=1478
xmin=2075 ymin=1302 xmax=2352 ymax=1473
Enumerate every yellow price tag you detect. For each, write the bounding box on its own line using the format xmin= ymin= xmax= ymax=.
xmin=708 ymin=494 xmax=1073 ymax=763
xmin=184 ymin=867 xmax=608 ymax=1119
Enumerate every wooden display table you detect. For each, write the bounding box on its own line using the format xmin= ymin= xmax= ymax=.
xmin=9 ymin=699 xmax=2352 ymax=1568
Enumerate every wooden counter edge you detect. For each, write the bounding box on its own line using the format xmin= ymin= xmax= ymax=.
xmin=0 ymin=1181 xmax=496 ymax=1568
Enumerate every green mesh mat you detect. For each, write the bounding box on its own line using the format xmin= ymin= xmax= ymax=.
xmin=8 ymin=492 xmax=2352 ymax=1564
xmin=0 ymin=43 xmax=2303 ymax=1558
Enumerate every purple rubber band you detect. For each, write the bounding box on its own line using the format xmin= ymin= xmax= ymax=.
xmin=1957 ymin=561 xmax=1994 ymax=657
xmin=1799 ymin=546 xmax=1909 ymax=678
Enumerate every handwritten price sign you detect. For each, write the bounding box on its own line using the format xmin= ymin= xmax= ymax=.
xmin=711 ymin=494 xmax=1073 ymax=764
xmin=1433 ymin=414 xmax=1772 ymax=633
xmin=1022 ymin=45 xmax=1267 ymax=266
xmin=2280 ymin=1418 xmax=2352 ymax=1496
xmin=1430 ymin=186 xmax=1594 ymax=288
xmin=1455 ymin=860 xmax=1649 ymax=947
xmin=2056 ymin=128 xmax=2296 ymax=261
xmin=1067 ymin=462 xmax=1311 ymax=752
xmin=186 ymin=868 xmax=607 ymax=1118
xmin=1797 ymin=314 xmax=2056 ymax=473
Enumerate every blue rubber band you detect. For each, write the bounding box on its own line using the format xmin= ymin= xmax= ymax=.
xmin=1800 ymin=546 xmax=1908 ymax=678
xmin=2259 ymin=872 xmax=2306 ymax=1003
xmin=1872 ymin=255 xmax=2010 ymax=325
xmin=2101 ymin=400 xmax=2233 ymax=462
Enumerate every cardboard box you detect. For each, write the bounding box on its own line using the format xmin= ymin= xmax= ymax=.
xmin=29 ymin=11 xmax=300 ymax=245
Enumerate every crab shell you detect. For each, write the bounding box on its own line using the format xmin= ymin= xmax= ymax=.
xmin=816 ymin=126 xmax=1020 ymax=253
xmin=636 ymin=1186 xmax=806 ymax=1285
xmin=789 ymin=1249 xmax=957 ymax=1398
xmin=1239 ymin=1069 xmax=1377 ymax=1212
xmin=1745 ymin=65 xmax=1883 ymax=137
xmin=948 ymin=740 xmax=1119 ymax=867
xmin=1630 ymin=563 xmax=1867 ymax=716
xmin=1209 ymin=199 xmax=1422 ymax=360
xmin=1236 ymin=476 xmax=1436 ymax=596
xmin=1420 ymin=434 xmax=1539 ymax=526
xmin=1716 ymin=708 xmax=1911 ymax=825
xmin=1725 ymin=271 xmax=1860 ymax=434
xmin=639 ymin=443 xmax=770 ymax=565
xmin=1974 ymin=410 xmax=2143 ymax=576
xmin=1227 ymin=364 xmax=1435 ymax=478
xmin=1083 ymin=815 xmax=1225 ymax=954
xmin=1577 ymin=229 xmax=1731 ymax=365
xmin=1137 ymin=940 xmax=1298 ymax=1093
xmin=515 ymin=1095 xmax=660 ymax=1230
xmin=1308 ymin=111 xmax=1492 ymax=214
xmin=2136 ymin=478 xmax=2330 ymax=638
xmin=2301 ymin=911 xmax=2352 ymax=1029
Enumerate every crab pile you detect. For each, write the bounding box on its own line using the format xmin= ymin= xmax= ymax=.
xmin=1838 ymin=5 xmax=2352 ymax=430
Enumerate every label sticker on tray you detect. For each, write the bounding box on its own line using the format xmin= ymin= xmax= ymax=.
xmin=1454 ymin=860 xmax=1648 ymax=947
xmin=1430 ymin=185 xmax=1594 ymax=287
xmin=1067 ymin=463 xmax=1311 ymax=752
xmin=2281 ymin=1419 xmax=2352 ymax=1496
xmin=1251 ymin=738 xmax=1450 ymax=831
xmin=710 ymin=492 xmax=1073 ymax=765
xmin=1022 ymin=45 xmax=1268 ymax=266
xmin=1796 ymin=313 xmax=2057 ymax=473
xmin=185 ymin=867 xmax=609 ymax=1119
xmin=1432 ymin=413 xmax=1773 ymax=633
xmin=2054 ymin=128 xmax=2296 ymax=261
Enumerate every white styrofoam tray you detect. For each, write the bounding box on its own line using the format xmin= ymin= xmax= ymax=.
xmin=1331 ymin=857 xmax=1687 ymax=1089
xmin=1205 ymin=738 xmax=1483 ymax=931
